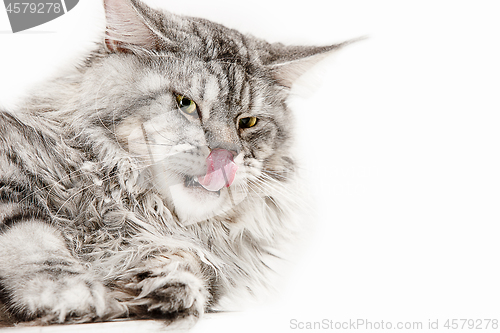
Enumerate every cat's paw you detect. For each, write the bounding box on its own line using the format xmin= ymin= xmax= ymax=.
xmin=0 ymin=221 xmax=126 ymax=324
xmin=8 ymin=265 xmax=120 ymax=324
xmin=122 ymin=266 xmax=208 ymax=320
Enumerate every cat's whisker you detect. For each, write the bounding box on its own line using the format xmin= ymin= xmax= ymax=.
xmin=248 ymin=176 xmax=301 ymax=210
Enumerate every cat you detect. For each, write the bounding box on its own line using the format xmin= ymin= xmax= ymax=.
xmin=0 ymin=0 xmax=353 ymax=326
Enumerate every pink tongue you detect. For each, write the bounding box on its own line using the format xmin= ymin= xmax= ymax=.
xmin=197 ymin=149 xmax=238 ymax=192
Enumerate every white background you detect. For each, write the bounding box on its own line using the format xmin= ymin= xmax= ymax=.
xmin=1 ymin=1 xmax=500 ymax=332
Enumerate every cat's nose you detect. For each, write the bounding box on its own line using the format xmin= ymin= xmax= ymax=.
xmin=203 ymin=121 xmax=240 ymax=157
xmin=209 ymin=142 xmax=240 ymax=157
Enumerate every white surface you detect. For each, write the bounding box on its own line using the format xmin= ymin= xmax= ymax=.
xmin=1 ymin=1 xmax=500 ymax=332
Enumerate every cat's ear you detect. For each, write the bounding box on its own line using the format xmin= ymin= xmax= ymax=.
xmin=266 ymin=38 xmax=363 ymax=88
xmin=103 ymin=0 xmax=162 ymax=52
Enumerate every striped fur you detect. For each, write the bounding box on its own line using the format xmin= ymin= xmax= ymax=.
xmin=0 ymin=0 xmax=347 ymax=326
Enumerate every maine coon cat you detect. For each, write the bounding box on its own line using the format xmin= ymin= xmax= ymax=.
xmin=0 ymin=0 xmax=351 ymax=325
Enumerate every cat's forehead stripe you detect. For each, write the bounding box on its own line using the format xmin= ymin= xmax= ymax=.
xmin=202 ymin=62 xmax=254 ymax=117
xmin=229 ymin=65 xmax=245 ymax=108
xmin=200 ymin=76 xmax=221 ymax=119
xmin=189 ymin=74 xmax=201 ymax=99
xmin=241 ymin=82 xmax=251 ymax=109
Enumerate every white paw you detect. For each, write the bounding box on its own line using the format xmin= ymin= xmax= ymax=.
xmin=12 ymin=267 xmax=112 ymax=324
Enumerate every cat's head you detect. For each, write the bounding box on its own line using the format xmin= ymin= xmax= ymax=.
xmin=74 ymin=0 xmax=347 ymax=223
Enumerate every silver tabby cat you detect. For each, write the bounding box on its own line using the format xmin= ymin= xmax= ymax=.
xmin=0 ymin=0 xmax=348 ymax=326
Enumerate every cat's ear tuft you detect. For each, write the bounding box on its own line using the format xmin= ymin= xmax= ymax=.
xmin=267 ymin=38 xmax=364 ymax=88
xmin=103 ymin=0 xmax=161 ymax=52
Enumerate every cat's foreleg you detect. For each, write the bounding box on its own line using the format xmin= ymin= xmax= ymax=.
xmin=0 ymin=220 xmax=123 ymax=324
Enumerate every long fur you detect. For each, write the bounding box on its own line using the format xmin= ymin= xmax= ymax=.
xmin=0 ymin=0 xmax=344 ymax=326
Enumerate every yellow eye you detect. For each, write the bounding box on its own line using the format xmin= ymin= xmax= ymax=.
xmin=176 ymin=95 xmax=198 ymax=116
xmin=239 ymin=117 xmax=258 ymax=129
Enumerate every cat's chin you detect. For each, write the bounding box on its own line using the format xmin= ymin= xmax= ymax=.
xmin=153 ymin=172 xmax=232 ymax=224
xmin=173 ymin=183 xmax=229 ymax=224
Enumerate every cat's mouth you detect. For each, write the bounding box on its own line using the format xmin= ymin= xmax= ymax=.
xmin=181 ymin=149 xmax=238 ymax=196
xmin=183 ymin=175 xmax=221 ymax=196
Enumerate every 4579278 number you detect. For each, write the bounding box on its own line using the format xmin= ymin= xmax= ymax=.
xmin=6 ymin=2 xmax=62 ymax=14
xmin=444 ymin=319 xmax=498 ymax=330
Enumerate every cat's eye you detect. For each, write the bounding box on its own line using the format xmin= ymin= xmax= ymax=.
xmin=176 ymin=94 xmax=198 ymax=116
xmin=239 ymin=117 xmax=258 ymax=129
